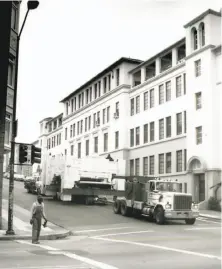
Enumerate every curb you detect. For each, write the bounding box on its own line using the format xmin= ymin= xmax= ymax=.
xmin=0 ymin=230 xmax=73 ymax=241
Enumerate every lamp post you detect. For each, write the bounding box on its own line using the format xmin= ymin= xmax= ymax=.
xmin=6 ymin=0 xmax=39 ymax=235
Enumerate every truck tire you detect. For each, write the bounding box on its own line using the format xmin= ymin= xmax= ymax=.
xmin=155 ymin=207 xmax=165 ymax=225
xmin=120 ymin=201 xmax=132 ymax=216
xmin=27 ymin=188 xmax=31 ymax=193
xmin=113 ymin=200 xmax=121 ymax=214
xmin=185 ymin=218 xmax=196 ymax=225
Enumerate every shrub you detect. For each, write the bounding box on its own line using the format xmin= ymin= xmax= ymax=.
xmin=208 ymin=197 xmax=221 ymax=212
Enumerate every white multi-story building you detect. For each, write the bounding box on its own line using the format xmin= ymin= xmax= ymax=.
xmin=39 ymin=9 xmax=221 ymax=207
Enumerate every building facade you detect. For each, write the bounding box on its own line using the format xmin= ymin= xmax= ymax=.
xmin=3 ymin=1 xmax=20 ymax=173
xmin=39 ymin=9 xmax=222 ymax=206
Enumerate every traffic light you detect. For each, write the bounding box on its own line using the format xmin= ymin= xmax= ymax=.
xmin=31 ymin=145 xmax=41 ymax=164
xmin=19 ymin=144 xmax=28 ymax=164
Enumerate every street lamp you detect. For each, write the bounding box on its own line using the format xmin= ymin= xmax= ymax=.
xmin=6 ymin=0 xmax=39 ymax=235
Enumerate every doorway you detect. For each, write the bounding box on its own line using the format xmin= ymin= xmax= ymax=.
xmin=194 ymin=174 xmax=205 ymax=202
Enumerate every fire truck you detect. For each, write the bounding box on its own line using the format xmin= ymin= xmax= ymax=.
xmin=112 ymin=176 xmax=199 ymax=225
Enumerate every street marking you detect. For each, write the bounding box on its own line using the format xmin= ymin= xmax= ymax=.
xmin=185 ymin=227 xmax=221 ymax=231
xmin=16 ymin=240 xmax=58 ymax=251
xmin=93 ymin=237 xmax=221 ymax=261
xmin=92 ymin=230 xmax=154 ymax=238
xmin=62 ymin=252 xmax=118 ymax=269
xmin=16 ymin=240 xmax=119 ymax=269
xmin=75 ymin=226 xmax=132 ymax=233
xmin=1 ymin=265 xmax=91 ymax=269
xmin=197 ymin=218 xmax=221 ymax=224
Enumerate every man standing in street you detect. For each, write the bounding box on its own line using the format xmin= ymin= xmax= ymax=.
xmin=30 ymin=195 xmax=47 ymax=244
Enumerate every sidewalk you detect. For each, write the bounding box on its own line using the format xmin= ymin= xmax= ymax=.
xmin=104 ymin=196 xmax=222 ymax=220
xmin=0 ymin=199 xmax=72 ymax=241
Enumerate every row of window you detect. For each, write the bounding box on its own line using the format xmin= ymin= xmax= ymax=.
xmin=65 ymin=69 xmax=120 ymax=116
xmin=130 ymin=74 xmax=186 ymax=115
xmin=130 ymin=149 xmax=187 ymax=176
xmin=68 ymin=131 xmax=119 ymax=158
xmin=65 ymin=103 xmax=119 ymax=140
xmin=130 ymin=59 xmax=201 ymax=115
xmin=47 ymin=133 xmax=62 ymax=149
xmin=130 ymin=112 xmax=186 ymax=147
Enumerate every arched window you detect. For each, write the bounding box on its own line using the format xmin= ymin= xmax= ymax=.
xmin=191 ymin=27 xmax=198 ymax=50
xmin=199 ymin=22 xmax=205 ymax=47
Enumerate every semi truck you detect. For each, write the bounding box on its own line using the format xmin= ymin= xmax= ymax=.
xmin=38 ymin=154 xmax=126 ymax=203
xmin=112 ymin=176 xmax=199 ymax=225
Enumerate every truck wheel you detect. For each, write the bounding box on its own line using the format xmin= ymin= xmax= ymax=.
xmin=155 ymin=207 xmax=165 ymax=225
xmin=185 ymin=218 xmax=196 ymax=225
xmin=113 ymin=200 xmax=121 ymax=214
xmin=27 ymin=189 xmax=31 ymax=193
xmin=120 ymin=201 xmax=132 ymax=216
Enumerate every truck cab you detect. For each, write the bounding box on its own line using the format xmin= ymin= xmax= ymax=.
xmin=113 ymin=177 xmax=199 ymax=225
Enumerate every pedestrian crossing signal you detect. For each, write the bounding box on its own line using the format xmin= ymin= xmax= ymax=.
xmin=31 ymin=145 xmax=41 ymax=164
xmin=19 ymin=144 xmax=28 ymax=164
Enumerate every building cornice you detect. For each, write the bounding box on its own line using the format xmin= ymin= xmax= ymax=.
xmin=46 ymin=113 xmax=63 ymax=125
xmin=130 ymin=62 xmax=185 ymax=94
xmin=63 ymin=84 xmax=130 ymax=123
xmin=39 ymin=117 xmax=53 ymax=124
xmin=184 ymin=9 xmax=221 ymax=28
xmin=60 ymin=57 xmax=142 ymax=102
xmin=185 ymin=44 xmax=215 ymax=60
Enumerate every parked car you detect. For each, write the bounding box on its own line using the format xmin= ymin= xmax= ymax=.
xmin=24 ymin=176 xmax=33 ymax=181
xmin=14 ymin=173 xmax=25 ymax=182
xmin=24 ymin=175 xmax=42 ymax=194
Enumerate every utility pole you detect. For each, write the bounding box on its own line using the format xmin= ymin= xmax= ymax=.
xmin=0 ymin=2 xmax=13 ymax=230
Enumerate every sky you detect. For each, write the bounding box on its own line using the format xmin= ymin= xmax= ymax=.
xmin=16 ymin=0 xmax=221 ymax=144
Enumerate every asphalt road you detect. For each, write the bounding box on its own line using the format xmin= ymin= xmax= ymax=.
xmin=1 ymin=179 xmax=221 ymax=269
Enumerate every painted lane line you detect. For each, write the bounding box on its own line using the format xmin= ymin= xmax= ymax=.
xmin=75 ymin=226 xmax=132 ymax=233
xmin=91 ymin=230 xmax=154 ymax=238
xmin=197 ymin=218 xmax=221 ymax=224
xmin=93 ymin=237 xmax=221 ymax=261
xmin=1 ymin=265 xmax=91 ymax=269
xmin=185 ymin=227 xmax=221 ymax=231
xmin=62 ymin=252 xmax=118 ymax=269
xmin=16 ymin=240 xmax=119 ymax=269
xmin=16 ymin=240 xmax=59 ymax=251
